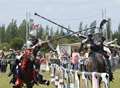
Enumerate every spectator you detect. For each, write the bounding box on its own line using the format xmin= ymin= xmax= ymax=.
xmin=0 ymin=51 xmax=7 ymax=72
xmin=71 ymin=49 xmax=80 ymax=70
xmin=60 ymin=49 xmax=69 ymax=68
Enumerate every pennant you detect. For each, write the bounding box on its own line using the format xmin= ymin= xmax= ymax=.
xmin=55 ymin=76 xmax=59 ymax=86
xmin=75 ymin=71 xmax=79 ymax=88
xmin=58 ymin=79 xmax=64 ymax=88
xmin=82 ymin=72 xmax=88 ymax=88
xmin=50 ymin=64 xmax=56 ymax=83
xmin=101 ymin=73 xmax=109 ymax=88
xmin=56 ymin=45 xmax=61 ymax=59
xmin=32 ymin=23 xmax=39 ymax=30
xmin=92 ymin=72 xmax=99 ymax=88
xmin=29 ymin=23 xmax=40 ymax=37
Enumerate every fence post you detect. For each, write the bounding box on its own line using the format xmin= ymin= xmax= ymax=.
xmin=101 ymin=73 xmax=109 ymax=88
xmin=92 ymin=72 xmax=99 ymax=88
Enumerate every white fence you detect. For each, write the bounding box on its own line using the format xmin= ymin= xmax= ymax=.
xmin=50 ymin=64 xmax=110 ymax=88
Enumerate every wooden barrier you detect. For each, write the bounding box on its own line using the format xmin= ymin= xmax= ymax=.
xmin=50 ymin=64 xmax=110 ymax=88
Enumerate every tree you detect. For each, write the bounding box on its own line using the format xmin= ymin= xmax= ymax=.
xmin=59 ymin=28 xmax=65 ymax=36
xmin=37 ymin=24 xmax=44 ymax=39
xmin=6 ymin=19 xmax=18 ymax=42
xmin=0 ymin=42 xmax=10 ymax=50
xmin=89 ymin=20 xmax=96 ymax=34
xmin=118 ymin=23 xmax=120 ymax=33
xmin=112 ymin=31 xmax=120 ymax=44
xmin=18 ymin=19 xmax=27 ymax=41
xmin=55 ymin=27 xmax=60 ymax=36
xmin=112 ymin=23 xmax=120 ymax=44
xmin=0 ymin=25 xmax=6 ymax=43
xmin=49 ymin=27 xmax=54 ymax=37
xmin=45 ymin=25 xmax=50 ymax=40
xmin=84 ymin=24 xmax=88 ymax=35
xmin=106 ymin=18 xmax=112 ymax=41
xmin=10 ymin=37 xmax=24 ymax=50
xmin=66 ymin=25 xmax=71 ymax=34
xmin=79 ymin=22 xmax=83 ymax=34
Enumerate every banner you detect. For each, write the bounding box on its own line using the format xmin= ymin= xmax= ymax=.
xmin=56 ymin=45 xmax=71 ymax=59
xmin=29 ymin=23 xmax=40 ymax=37
xmin=32 ymin=23 xmax=39 ymax=30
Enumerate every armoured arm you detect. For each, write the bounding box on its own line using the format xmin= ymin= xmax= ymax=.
xmin=79 ymin=39 xmax=88 ymax=52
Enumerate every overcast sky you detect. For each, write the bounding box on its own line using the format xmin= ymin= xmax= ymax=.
xmin=0 ymin=0 xmax=120 ymax=31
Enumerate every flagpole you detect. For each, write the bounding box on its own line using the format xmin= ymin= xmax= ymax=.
xmin=28 ymin=12 xmax=31 ymax=38
xmin=26 ymin=11 xmax=28 ymax=47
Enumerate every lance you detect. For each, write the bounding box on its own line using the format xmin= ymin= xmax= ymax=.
xmin=34 ymin=12 xmax=96 ymax=38
xmin=34 ymin=13 xmax=109 ymax=39
xmin=34 ymin=12 xmax=75 ymax=33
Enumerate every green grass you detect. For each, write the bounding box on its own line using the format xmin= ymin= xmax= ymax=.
xmin=110 ymin=69 xmax=120 ymax=88
xmin=0 ymin=67 xmax=54 ymax=88
xmin=0 ymin=67 xmax=120 ymax=88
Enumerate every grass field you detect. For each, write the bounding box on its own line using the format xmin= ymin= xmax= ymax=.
xmin=0 ymin=67 xmax=54 ymax=88
xmin=0 ymin=67 xmax=120 ymax=88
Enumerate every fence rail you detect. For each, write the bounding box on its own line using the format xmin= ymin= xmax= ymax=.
xmin=50 ymin=64 xmax=110 ymax=88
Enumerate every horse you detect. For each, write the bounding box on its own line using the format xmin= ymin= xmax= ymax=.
xmin=10 ymin=48 xmax=50 ymax=88
xmin=8 ymin=39 xmax=55 ymax=88
xmin=84 ymin=48 xmax=106 ymax=73
xmin=80 ymin=45 xmax=113 ymax=87
xmin=9 ymin=49 xmax=35 ymax=88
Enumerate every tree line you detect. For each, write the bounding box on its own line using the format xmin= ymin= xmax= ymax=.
xmin=0 ymin=18 xmax=119 ymax=50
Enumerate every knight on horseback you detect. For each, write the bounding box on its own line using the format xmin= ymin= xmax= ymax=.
xmin=79 ymin=34 xmax=113 ymax=81
xmin=9 ymin=36 xmax=50 ymax=88
xmin=97 ymin=36 xmax=113 ymax=81
xmin=28 ymin=37 xmax=50 ymax=85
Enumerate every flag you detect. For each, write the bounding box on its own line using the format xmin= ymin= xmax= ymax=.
xmin=32 ymin=23 xmax=39 ymax=30
xmin=29 ymin=23 xmax=39 ymax=36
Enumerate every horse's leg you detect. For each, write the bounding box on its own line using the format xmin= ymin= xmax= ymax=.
xmin=12 ymin=85 xmax=22 ymax=88
xmin=86 ymin=59 xmax=94 ymax=72
xmin=99 ymin=77 xmax=102 ymax=88
xmin=23 ymin=80 xmax=33 ymax=88
xmin=37 ymin=74 xmax=50 ymax=85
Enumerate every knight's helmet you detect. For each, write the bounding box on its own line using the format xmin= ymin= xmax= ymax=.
xmin=26 ymin=40 xmax=32 ymax=48
xmin=101 ymin=36 xmax=106 ymax=42
xmin=37 ymin=51 xmax=42 ymax=56
xmin=30 ymin=36 xmax=39 ymax=46
xmin=87 ymin=33 xmax=93 ymax=40
xmin=25 ymin=35 xmax=39 ymax=48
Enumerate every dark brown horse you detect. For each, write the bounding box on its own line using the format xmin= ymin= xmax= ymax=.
xmin=83 ymin=49 xmax=112 ymax=87
xmin=85 ymin=52 xmax=106 ymax=73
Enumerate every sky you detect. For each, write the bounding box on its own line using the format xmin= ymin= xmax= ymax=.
xmin=0 ymin=0 xmax=120 ymax=31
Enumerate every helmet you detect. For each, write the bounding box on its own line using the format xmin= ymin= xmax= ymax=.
xmin=26 ymin=40 xmax=32 ymax=48
xmin=37 ymin=51 xmax=41 ymax=56
xmin=88 ymin=34 xmax=93 ymax=38
xmin=101 ymin=36 xmax=106 ymax=41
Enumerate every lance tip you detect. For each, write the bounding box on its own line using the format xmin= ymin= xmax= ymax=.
xmin=34 ymin=12 xmax=38 ymax=15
